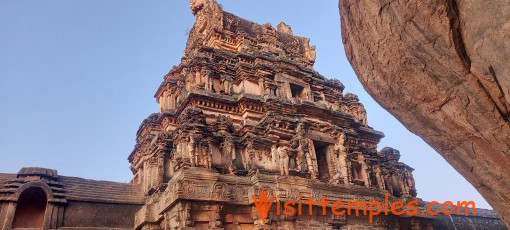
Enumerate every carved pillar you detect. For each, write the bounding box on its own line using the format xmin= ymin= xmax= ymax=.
xmin=176 ymin=202 xmax=194 ymax=229
xmin=160 ymin=91 xmax=167 ymax=111
xmin=283 ymin=81 xmax=292 ymax=99
xmin=252 ymin=206 xmax=271 ymax=230
xmin=338 ymin=151 xmax=349 ymax=184
xmin=306 ymin=139 xmax=319 ymax=180
xmin=346 ymin=157 xmax=353 ymax=184
xmin=259 ymin=78 xmax=265 ymax=95
xmin=169 ymin=93 xmax=176 ymax=109
xmin=208 ymin=204 xmax=224 ymax=230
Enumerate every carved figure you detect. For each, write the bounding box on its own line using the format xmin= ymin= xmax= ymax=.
xmin=271 ymin=144 xmax=278 ymax=165
xmin=294 ymin=137 xmax=307 ymax=172
xmin=222 ymin=136 xmax=236 ymax=160
xmin=190 ymin=0 xmax=207 ymax=15
xmin=277 ymin=22 xmax=293 ymax=35
xmin=221 ymin=75 xmax=233 ymax=95
xmin=305 ymin=45 xmax=317 ymax=63
xmin=203 ymin=141 xmax=212 ymax=169
xmin=334 ymin=133 xmax=349 ymax=184
xmin=203 ymin=70 xmax=213 ymax=92
xmin=358 ymin=154 xmax=370 ymax=187
xmin=187 ymin=135 xmax=197 ymax=167
xmin=374 ymin=166 xmax=386 ymax=190
xmin=355 ymin=104 xmax=368 ymax=127
xmin=277 ymin=145 xmax=289 ymax=175
xmin=305 ymin=139 xmax=318 ymax=179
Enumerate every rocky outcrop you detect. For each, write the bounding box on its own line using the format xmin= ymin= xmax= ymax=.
xmin=339 ymin=0 xmax=510 ymax=226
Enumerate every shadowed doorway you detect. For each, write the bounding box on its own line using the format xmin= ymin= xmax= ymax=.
xmin=12 ymin=187 xmax=47 ymax=228
xmin=313 ymin=141 xmax=331 ymax=182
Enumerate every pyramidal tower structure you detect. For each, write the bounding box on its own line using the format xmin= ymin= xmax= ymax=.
xmin=129 ymin=0 xmax=427 ymax=229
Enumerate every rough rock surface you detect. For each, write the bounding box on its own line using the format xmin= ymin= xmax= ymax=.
xmin=339 ymin=0 xmax=510 ymax=226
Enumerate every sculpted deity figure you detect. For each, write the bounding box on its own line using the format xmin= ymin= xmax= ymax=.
xmin=383 ymin=172 xmax=394 ymax=196
xmin=296 ymin=122 xmax=305 ymax=135
xmin=277 ymin=145 xmax=289 ymax=176
xmin=334 ymin=133 xmax=349 ymax=184
xmin=356 ymin=104 xmax=368 ymax=127
xmin=202 ymin=70 xmax=213 ymax=92
xmin=244 ymin=141 xmax=256 ymax=171
xmin=352 ymin=152 xmax=370 ymax=187
xmin=222 ymin=136 xmax=236 ymax=174
xmin=374 ymin=166 xmax=386 ymax=190
xmin=222 ymin=135 xmax=236 ymax=160
xmin=358 ymin=154 xmax=370 ymax=187
xmin=292 ymin=123 xmax=308 ymax=172
xmin=404 ymin=169 xmax=416 ymax=190
xmin=293 ymin=137 xmax=308 ymax=172
xmin=202 ymin=141 xmax=212 ymax=169
xmin=221 ymin=75 xmax=233 ymax=95
xmin=187 ymin=135 xmax=197 ymax=167
xmin=394 ymin=170 xmax=407 ymax=196
xmin=185 ymin=72 xmax=196 ymax=91
xmin=305 ymin=139 xmax=318 ymax=180
xmin=271 ymin=144 xmax=278 ymax=165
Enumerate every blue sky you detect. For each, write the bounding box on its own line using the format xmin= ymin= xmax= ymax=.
xmin=0 ymin=1 xmax=491 ymax=208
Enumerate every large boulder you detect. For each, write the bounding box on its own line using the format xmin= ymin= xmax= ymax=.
xmin=339 ymin=0 xmax=510 ymax=226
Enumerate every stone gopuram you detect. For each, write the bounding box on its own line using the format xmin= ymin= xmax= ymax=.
xmin=129 ymin=0 xmax=428 ymax=229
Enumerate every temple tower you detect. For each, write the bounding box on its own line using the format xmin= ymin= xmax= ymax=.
xmin=129 ymin=0 xmax=428 ymax=229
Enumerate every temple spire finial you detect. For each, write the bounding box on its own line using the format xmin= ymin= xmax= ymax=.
xmin=190 ymin=0 xmax=221 ymax=15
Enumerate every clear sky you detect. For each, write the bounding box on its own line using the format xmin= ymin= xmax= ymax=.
xmin=0 ymin=0 xmax=491 ymax=209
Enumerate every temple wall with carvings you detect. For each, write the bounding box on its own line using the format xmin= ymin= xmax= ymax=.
xmin=127 ymin=0 xmax=424 ymax=229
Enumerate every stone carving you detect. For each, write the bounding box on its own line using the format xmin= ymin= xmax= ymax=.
xmin=305 ymin=139 xmax=318 ymax=180
xmin=202 ymin=69 xmax=213 ymax=92
xmin=270 ymin=144 xmax=277 ymax=165
xmin=373 ymin=165 xmax=386 ymax=191
xmin=202 ymin=140 xmax=213 ymax=169
xmin=221 ymin=75 xmax=233 ymax=95
xmin=187 ymin=134 xmax=198 ymax=167
xmin=222 ymin=135 xmax=236 ymax=174
xmin=350 ymin=152 xmax=370 ymax=187
xmin=277 ymin=22 xmax=293 ymax=35
xmin=211 ymin=182 xmax=229 ymax=200
xmin=333 ymin=133 xmax=349 ymax=184
xmin=344 ymin=93 xmax=367 ymax=127
xmin=276 ymin=144 xmax=289 ymax=176
xmin=178 ymin=107 xmax=206 ymax=125
xmin=190 ymin=0 xmax=207 ymax=15
xmin=305 ymin=45 xmax=316 ymax=63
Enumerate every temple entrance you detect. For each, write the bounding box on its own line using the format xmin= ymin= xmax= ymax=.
xmin=314 ymin=141 xmax=330 ymax=182
xmin=12 ymin=187 xmax=47 ymax=228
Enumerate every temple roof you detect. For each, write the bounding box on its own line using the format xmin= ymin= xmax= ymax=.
xmin=0 ymin=168 xmax=144 ymax=204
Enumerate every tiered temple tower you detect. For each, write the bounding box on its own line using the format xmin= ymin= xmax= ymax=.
xmin=129 ymin=0 xmax=429 ymax=229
